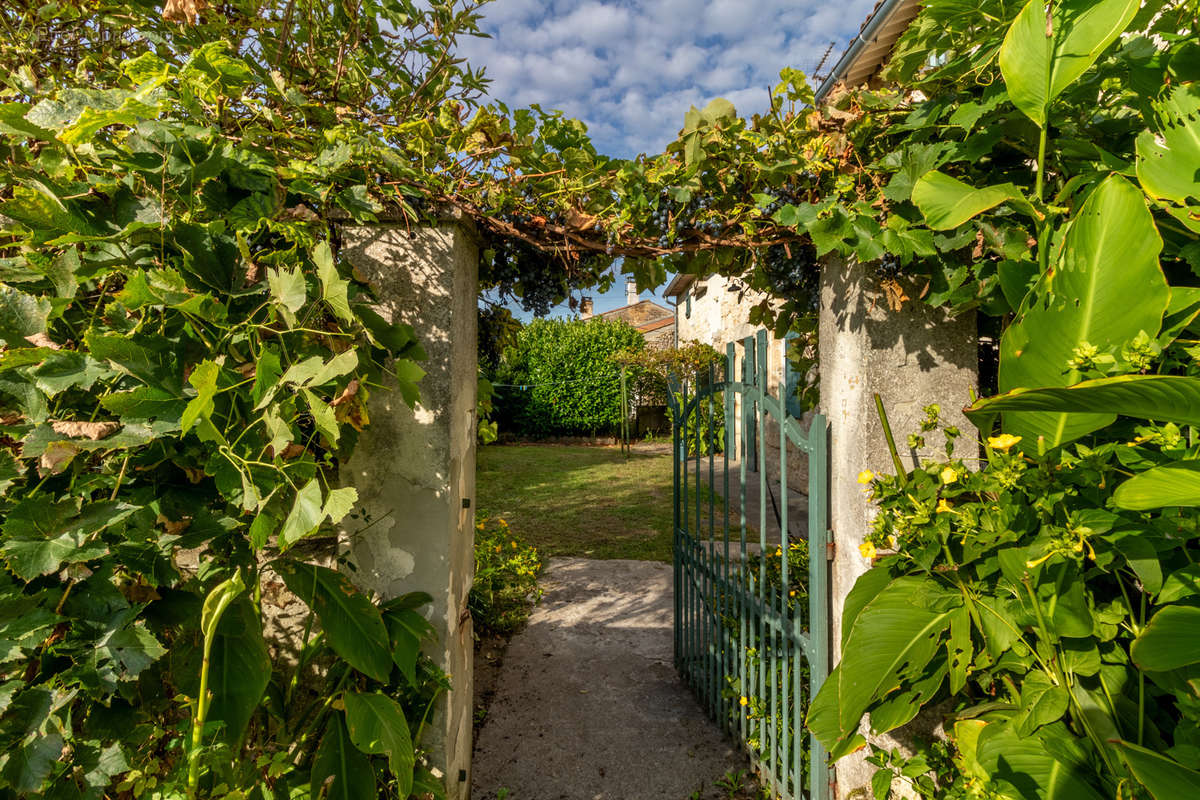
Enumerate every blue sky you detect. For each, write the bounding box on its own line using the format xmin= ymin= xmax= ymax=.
xmin=462 ymin=0 xmax=879 ymax=318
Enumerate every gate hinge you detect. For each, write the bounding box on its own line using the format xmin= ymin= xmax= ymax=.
xmin=825 ymin=529 xmax=835 ymax=561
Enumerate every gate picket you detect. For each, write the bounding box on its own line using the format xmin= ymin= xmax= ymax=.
xmin=669 ymin=333 xmax=830 ymax=800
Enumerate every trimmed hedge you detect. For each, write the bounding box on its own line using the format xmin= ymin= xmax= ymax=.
xmin=494 ymin=317 xmax=646 ymax=436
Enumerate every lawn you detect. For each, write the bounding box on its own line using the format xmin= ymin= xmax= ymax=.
xmin=476 ymin=443 xmax=680 ymax=562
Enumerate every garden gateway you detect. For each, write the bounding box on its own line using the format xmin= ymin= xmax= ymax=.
xmin=0 ymin=2 xmax=1196 ymax=800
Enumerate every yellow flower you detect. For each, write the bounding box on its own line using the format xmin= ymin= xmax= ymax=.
xmin=987 ymin=434 xmax=1022 ymax=452
xmin=941 ymin=466 xmax=957 ymax=484
xmin=859 ymin=540 xmax=877 ymax=560
xmin=499 ymin=519 xmax=509 ymax=528
xmin=936 ymin=498 xmax=953 ymax=514
xmin=857 ymin=470 xmax=875 ymax=484
xmin=511 ymin=541 xmax=518 ymax=549
xmin=739 ymin=696 xmax=749 ymax=707
xmin=476 ymin=522 xmax=485 ymax=531
xmin=494 ymin=545 xmax=502 ymax=553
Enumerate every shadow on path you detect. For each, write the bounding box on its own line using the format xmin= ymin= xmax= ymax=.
xmin=471 ymin=558 xmax=748 ymax=800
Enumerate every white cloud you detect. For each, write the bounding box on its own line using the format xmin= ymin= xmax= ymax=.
xmin=459 ymin=0 xmax=879 ymax=156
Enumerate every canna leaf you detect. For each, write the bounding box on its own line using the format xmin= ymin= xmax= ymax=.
xmin=998 ymin=175 xmax=1167 ymax=448
xmin=999 ymin=0 xmax=1141 ymax=128
xmin=310 ymin=712 xmax=375 ymax=800
xmin=1114 ymin=740 xmax=1200 ymax=800
xmin=272 ymin=559 xmax=392 ymax=682
xmin=911 ymin=171 xmax=1032 ymax=230
xmin=1131 ymin=605 xmax=1200 ymax=671
xmin=343 ymin=692 xmax=415 ymax=794
xmin=1114 ymin=461 xmax=1200 ymax=511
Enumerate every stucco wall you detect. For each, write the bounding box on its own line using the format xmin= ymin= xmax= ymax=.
xmin=819 ymin=255 xmax=978 ymax=799
xmin=675 ymin=274 xmax=812 ymax=502
xmin=337 ymin=219 xmax=479 ymax=800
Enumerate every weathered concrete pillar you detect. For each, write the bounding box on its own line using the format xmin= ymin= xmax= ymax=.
xmin=818 ymin=256 xmax=977 ymax=799
xmin=338 ymin=216 xmax=479 ymax=800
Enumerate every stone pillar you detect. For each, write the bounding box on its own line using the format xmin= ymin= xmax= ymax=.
xmin=818 ymin=255 xmax=977 ymax=799
xmin=338 ymin=217 xmax=479 ymax=800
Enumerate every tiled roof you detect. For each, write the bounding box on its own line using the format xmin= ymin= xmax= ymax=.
xmin=637 ymin=317 xmax=676 ymax=334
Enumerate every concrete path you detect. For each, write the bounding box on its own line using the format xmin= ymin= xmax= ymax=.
xmin=471 ymin=558 xmax=748 ymax=800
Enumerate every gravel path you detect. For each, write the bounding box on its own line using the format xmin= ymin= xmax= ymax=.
xmin=471 ymin=557 xmax=748 ymax=800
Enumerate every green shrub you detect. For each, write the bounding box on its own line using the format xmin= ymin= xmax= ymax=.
xmin=493 ymin=317 xmax=646 ymax=436
xmin=470 ymin=515 xmax=543 ymax=636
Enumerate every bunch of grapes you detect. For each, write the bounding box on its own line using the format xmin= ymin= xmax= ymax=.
xmin=759 ymin=240 xmax=820 ymax=310
xmin=875 ymin=252 xmax=904 ymax=280
xmin=757 ymin=174 xmax=818 ymax=219
xmin=646 ymin=189 xmax=728 ymax=247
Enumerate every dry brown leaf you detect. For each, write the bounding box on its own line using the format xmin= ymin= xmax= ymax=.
xmin=39 ymin=441 xmax=79 ymax=476
xmin=335 ymin=395 xmax=370 ymax=431
xmin=0 ymin=412 xmax=23 ymax=426
xmin=565 ymin=208 xmax=598 ymax=231
xmin=972 ymin=230 xmax=986 ymax=260
xmin=163 ymin=0 xmax=207 ymax=24
xmin=121 ymin=580 xmax=162 ymax=604
xmin=282 ymin=204 xmax=320 ymax=222
xmin=235 ymin=362 xmax=257 ymax=379
xmin=261 ymin=580 xmax=291 ymax=608
xmin=330 ymin=378 xmax=360 ymax=408
xmin=24 ymin=333 xmax=61 ymax=350
xmin=881 ymin=278 xmax=910 ymax=312
xmin=156 ymin=513 xmax=193 ymax=536
xmin=244 ymin=261 xmax=262 ymax=286
xmin=279 ymin=443 xmax=306 ymax=460
xmin=183 ymin=466 xmax=206 ymax=484
xmin=51 ymin=420 xmax=120 ymax=441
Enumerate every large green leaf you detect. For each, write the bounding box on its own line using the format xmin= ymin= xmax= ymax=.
xmin=1137 ymin=85 xmax=1200 ymax=207
xmin=314 ymin=241 xmax=353 ymax=324
xmin=205 ymin=599 xmax=270 ymax=747
xmin=998 ymin=175 xmax=1168 ymax=447
xmin=1 ymin=732 xmax=63 ymax=792
xmin=807 ymin=575 xmax=958 ymax=749
xmin=310 ymin=713 xmax=375 ymax=800
xmin=998 ymin=0 xmax=1141 ymax=128
xmin=343 ymin=692 xmax=415 ymax=795
xmin=271 ymin=560 xmax=392 ymax=682
xmin=1114 ymin=740 xmax=1200 ymax=800
xmin=966 ymin=375 xmax=1200 ymax=431
xmin=1114 ymin=461 xmax=1200 ymax=511
xmin=278 ymin=479 xmax=325 ymax=550
xmin=911 ymin=171 xmax=1029 ymax=230
xmin=1131 ymin=605 xmax=1200 ymax=671
xmin=0 ymin=287 xmax=50 ymax=347
xmin=976 ymin=721 xmax=1105 ymax=800
xmin=383 ymin=602 xmax=436 ymax=688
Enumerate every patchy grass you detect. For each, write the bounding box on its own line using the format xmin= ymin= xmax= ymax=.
xmin=477 ymin=443 xmax=723 ymax=562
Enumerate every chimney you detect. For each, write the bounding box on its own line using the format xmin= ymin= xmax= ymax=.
xmin=625 ymin=278 xmax=638 ymax=307
xmin=580 ymin=296 xmax=594 ymax=319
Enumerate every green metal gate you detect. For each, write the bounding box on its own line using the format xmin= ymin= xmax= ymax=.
xmin=669 ymin=330 xmax=830 ymax=800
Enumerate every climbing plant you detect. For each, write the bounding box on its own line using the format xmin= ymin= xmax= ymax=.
xmin=806 ymin=2 xmax=1200 ymax=799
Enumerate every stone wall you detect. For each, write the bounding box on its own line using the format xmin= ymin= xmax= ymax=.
xmin=337 ymin=218 xmax=479 ymax=800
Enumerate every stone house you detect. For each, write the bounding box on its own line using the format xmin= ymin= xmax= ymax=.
xmin=580 ymin=277 xmax=675 ymax=349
